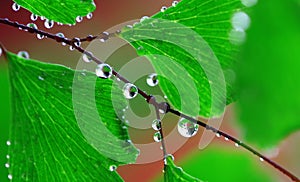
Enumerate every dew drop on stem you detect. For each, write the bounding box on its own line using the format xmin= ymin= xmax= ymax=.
xmin=27 ymin=23 xmax=37 ymax=29
xmin=56 ymin=33 xmax=66 ymax=46
xmin=12 ymin=3 xmax=20 ymax=12
xmin=224 ymin=137 xmax=229 ymax=141
xmin=216 ymin=133 xmax=221 ymax=137
xmin=69 ymin=46 xmax=75 ymax=51
xmin=259 ymin=157 xmax=264 ymax=162
xmin=17 ymin=51 xmax=29 ymax=59
xmin=164 ymin=154 xmax=174 ymax=165
xmin=177 ymin=118 xmax=199 ymax=138
xmin=152 ymin=119 xmax=161 ymax=131
xmin=153 ymin=132 xmax=162 ymax=142
xmin=95 ymin=64 xmax=112 ymax=79
xmin=37 ymin=34 xmax=44 ymax=40
xmin=147 ymin=73 xmax=159 ymax=87
xmin=82 ymin=52 xmax=93 ymax=63
xmin=123 ymin=83 xmax=138 ymax=99
xmin=0 ymin=47 xmax=2 ymax=57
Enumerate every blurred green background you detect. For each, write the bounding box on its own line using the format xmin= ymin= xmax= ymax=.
xmin=1 ymin=0 xmax=300 ymax=181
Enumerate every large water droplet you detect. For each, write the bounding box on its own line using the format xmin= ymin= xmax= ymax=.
xmin=17 ymin=51 xmax=29 ymax=59
xmin=172 ymin=1 xmax=179 ymax=7
xmin=12 ymin=3 xmax=20 ymax=11
xmin=44 ymin=19 xmax=54 ymax=29
xmin=86 ymin=13 xmax=93 ymax=19
xmin=109 ymin=165 xmax=117 ymax=171
xmin=147 ymin=73 xmax=159 ymax=87
xmin=161 ymin=6 xmax=167 ymax=12
xmin=82 ymin=52 xmax=93 ymax=63
xmin=76 ymin=16 xmax=83 ymax=23
xmin=153 ymin=132 xmax=162 ymax=142
xmin=231 ymin=12 xmax=250 ymax=31
xmin=5 ymin=163 xmax=10 ymax=168
xmin=123 ymin=83 xmax=138 ymax=99
xmin=95 ymin=64 xmax=112 ymax=79
xmin=27 ymin=23 xmax=37 ymax=29
xmin=69 ymin=46 xmax=75 ymax=51
xmin=177 ymin=118 xmax=199 ymax=138
xmin=30 ymin=14 xmax=38 ymax=21
xmin=152 ymin=119 xmax=161 ymax=131
xmin=241 ymin=0 xmax=257 ymax=7
xmin=73 ymin=38 xmax=81 ymax=47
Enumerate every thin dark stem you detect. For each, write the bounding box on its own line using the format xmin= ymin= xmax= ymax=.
xmin=169 ymin=108 xmax=300 ymax=182
xmin=0 ymin=18 xmax=299 ymax=182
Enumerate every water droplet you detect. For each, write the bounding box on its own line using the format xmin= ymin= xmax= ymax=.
xmin=147 ymin=73 xmax=159 ymax=87
xmin=8 ymin=174 xmax=12 ymax=180
xmin=224 ymin=137 xmax=229 ymax=141
xmin=172 ymin=1 xmax=179 ymax=7
xmin=30 ymin=14 xmax=38 ymax=21
xmin=27 ymin=23 xmax=37 ymax=29
xmin=241 ymin=0 xmax=257 ymax=7
xmin=86 ymin=13 xmax=93 ymax=19
xmin=17 ymin=51 xmax=29 ymax=59
xmin=0 ymin=47 xmax=2 ymax=57
xmin=44 ymin=19 xmax=54 ymax=29
xmin=123 ymin=83 xmax=138 ymax=99
xmin=76 ymin=16 xmax=83 ymax=23
xmin=5 ymin=163 xmax=10 ymax=168
xmin=140 ymin=16 xmax=149 ymax=22
xmin=229 ymin=28 xmax=246 ymax=45
xmin=161 ymin=6 xmax=167 ymax=12
xmin=6 ymin=155 xmax=10 ymax=159
xmin=231 ymin=12 xmax=250 ymax=31
xmin=259 ymin=157 xmax=264 ymax=162
xmin=56 ymin=33 xmax=66 ymax=46
xmin=95 ymin=64 xmax=112 ymax=79
xmin=57 ymin=22 xmax=63 ymax=25
xmin=73 ymin=38 xmax=81 ymax=47
xmin=177 ymin=118 xmax=199 ymax=138
xmin=235 ymin=143 xmax=239 ymax=147
xmin=216 ymin=133 xmax=221 ymax=137
xmin=69 ymin=46 xmax=75 ymax=51
xmin=153 ymin=132 xmax=162 ymax=142
xmin=109 ymin=165 xmax=117 ymax=171
xmin=37 ymin=34 xmax=44 ymax=40
xmin=12 ymin=3 xmax=20 ymax=11
xmin=40 ymin=16 xmax=45 ymax=21
xmin=82 ymin=52 xmax=93 ymax=63
xmin=6 ymin=140 xmax=11 ymax=146
xmin=38 ymin=76 xmax=44 ymax=81
xmin=164 ymin=154 xmax=174 ymax=165
xmin=152 ymin=119 xmax=161 ymax=131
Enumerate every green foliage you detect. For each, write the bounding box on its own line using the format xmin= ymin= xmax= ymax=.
xmin=176 ymin=145 xmax=274 ymax=182
xmin=163 ymin=155 xmax=202 ymax=182
xmin=13 ymin=0 xmax=95 ymax=24
xmin=235 ymin=0 xmax=300 ymax=147
xmin=120 ymin=0 xmax=246 ymax=117
xmin=6 ymin=52 xmax=138 ymax=181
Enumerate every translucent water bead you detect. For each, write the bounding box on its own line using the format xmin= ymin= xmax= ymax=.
xmin=82 ymin=52 xmax=93 ymax=63
xmin=152 ymin=119 xmax=161 ymax=131
xmin=44 ymin=19 xmax=54 ymax=29
xmin=172 ymin=1 xmax=179 ymax=7
xmin=95 ymin=64 xmax=112 ymax=79
xmin=0 ymin=47 xmax=2 ymax=57
xmin=153 ymin=132 xmax=162 ymax=142
xmin=231 ymin=12 xmax=250 ymax=31
xmin=17 ymin=51 xmax=29 ymax=59
xmin=30 ymin=14 xmax=38 ymax=21
xmin=86 ymin=13 xmax=93 ymax=19
xmin=12 ymin=3 xmax=20 ymax=11
xmin=147 ymin=73 xmax=159 ymax=87
xmin=177 ymin=118 xmax=199 ymax=138
xmin=123 ymin=83 xmax=138 ymax=99
xmin=109 ymin=165 xmax=117 ymax=172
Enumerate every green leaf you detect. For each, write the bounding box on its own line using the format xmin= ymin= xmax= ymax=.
xmin=6 ymin=52 xmax=138 ymax=181
xmin=13 ymin=0 xmax=95 ymax=24
xmin=173 ymin=145 xmax=274 ymax=182
xmin=235 ymin=1 xmax=300 ymax=147
xmin=164 ymin=155 xmax=202 ymax=182
xmin=120 ymin=0 xmax=247 ymax=117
